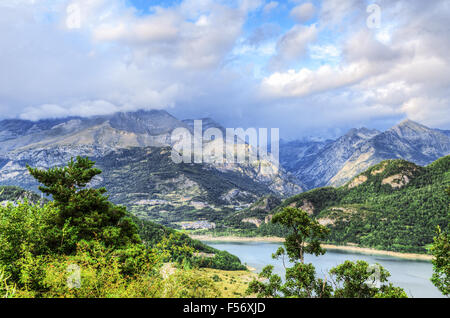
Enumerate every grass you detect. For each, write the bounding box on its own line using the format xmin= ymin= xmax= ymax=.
xmin=192 ymin=268 xmax=258 ymax=298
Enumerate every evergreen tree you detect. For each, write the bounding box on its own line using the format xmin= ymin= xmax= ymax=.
xmin=27 ymin=156 xmax=140 ymax=250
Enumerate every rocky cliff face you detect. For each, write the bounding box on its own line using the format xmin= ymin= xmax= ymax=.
xmin=281 ymin=128 xmax=380 ymax=189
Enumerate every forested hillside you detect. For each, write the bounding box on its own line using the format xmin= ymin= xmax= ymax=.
xmin=277 ymin=155 xmax=450 ymax=253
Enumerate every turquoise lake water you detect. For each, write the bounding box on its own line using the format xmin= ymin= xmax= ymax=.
xmin=204 ymin=241 xmax=444 ymax=298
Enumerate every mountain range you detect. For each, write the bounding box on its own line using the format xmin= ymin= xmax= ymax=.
xmin=280 ymin=120 xmax=450 ymax=190
xmin=0 ymin=110 xmax=449 ymax=228
xmin=0 ymin=110 xmax=300 ymax=227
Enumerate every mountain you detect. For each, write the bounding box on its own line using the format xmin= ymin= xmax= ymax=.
xmin=275 ymin=155 xmax=450 ymax=253
xmin=281 ymin=120 xmax=450 ymax=189
xmin=329 ymin=120 xmax=450 ymax=186
xmin=0 ymin=110 xmax=301 ymax=227
xmin=281 ymin=128 xmax=381 ymax=189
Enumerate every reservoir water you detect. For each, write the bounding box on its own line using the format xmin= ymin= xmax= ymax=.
xmin=204 ymin=241 xmax=444 ymax=298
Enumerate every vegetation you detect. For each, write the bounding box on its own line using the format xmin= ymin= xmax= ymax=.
xmin=94 ymin=147 xmax=272 ymax=227
xmin=429 ymin=186 xmax=450 ymax=296
xmin=247 ymin=207 xmax=408 ymax=298
xmin=247 ymin=156 xmax=449 ymax=254
xmin=0 ymin=157 xmax=246 ymax=298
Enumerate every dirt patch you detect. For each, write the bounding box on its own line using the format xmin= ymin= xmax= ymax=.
xmin=242 ymin=218 xmax=262 ymax=228
xmin=348 ymin=175 xmax=368 ymax=189
xmin=300 ymin=200 xmax=314 ymax=215
xmin=318 ymin=218 xmax=335 ymax=226
xmin=381 ymin=174 xmax=410 ymax=188
xmin=371 ymin=162 xmax=388 ymax=175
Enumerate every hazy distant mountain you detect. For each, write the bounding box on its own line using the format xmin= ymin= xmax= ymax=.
xmin=0 ymin=110 xmax=301 ymax=227
xmin=281 ymin=120 xmax=450 ymax=189
xmin=280 ymin=127 xmax=381 ymax=189
xmin=329 ymin=120 xmax=450 ymax=186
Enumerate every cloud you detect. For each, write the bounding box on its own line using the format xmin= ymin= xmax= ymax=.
xmin=0 ymin=0 xmax=449 ymax=139
xmin=269 ymin=24 xmax=318 ymax=71
xmin=290 ymin=3 xmax=315 ymax=23
xmin=259 ymin=0 xmax=450 ymax=133
xmin=0 ymin=0 xmax=253 ymax=120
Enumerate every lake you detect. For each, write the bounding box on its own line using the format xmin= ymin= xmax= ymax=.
xmin=204 ymin=241 xmax=444 ymax=298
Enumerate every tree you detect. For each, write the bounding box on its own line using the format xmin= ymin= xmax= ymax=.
xmin=271 ymin=207 xmax=330 ymax=263
xmin=329 ymin=260 xmax=407 ymax=298
xmin=247 ymin=207 xmax=332 ymax=298
xmin=429 ymin=187 xmax=449 ymax=296
xmin=247 ymin=207 xmax=407 ymax=298
xmin=27 ymin=156 xmax=140 ymax=250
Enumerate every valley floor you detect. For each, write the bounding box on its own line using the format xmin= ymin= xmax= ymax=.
xmin=189 ymin=235 xmax=433 ymax=261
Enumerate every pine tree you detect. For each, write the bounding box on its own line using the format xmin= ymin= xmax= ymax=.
xmin=27 ymin=157 xmax=140 ymax=250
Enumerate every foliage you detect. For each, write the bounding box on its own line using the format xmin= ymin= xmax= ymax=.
xmin=162 ymin=270 xmax=221 ymax=298
xmin=329 ymin=260 xmax=407 ymax=298
xmin=248 ymin=207 xmax=333 ymax=298
xmin=272 ymin=156 xmax=450 ymax=253
xmin=0 ymin=156 xmax=248 ymax=298
xmin=0 ymin=267 xmax=15 ymax=298
xmin=429 ymin=185 xmax=450 ymax=296
xmin=430 ymin=225 xmax=450 ymax=296
xmin=12 ymin=240 xmax=163 ymax=298
xmin=27 ymin=157 xmax=141 ymax=250
xmin=247 ymin=207 xmax=407 ymax=298
xmin=272 ymin=207 xmax=329 ymax=263
xmin=0 ymin=201 xmax=74 ymax=281
xmin=192 ymin=250 xmax=246 ymax=271
xmin=132 ymin=216 xmax=246 ymax=270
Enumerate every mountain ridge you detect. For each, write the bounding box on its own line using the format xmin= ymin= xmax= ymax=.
xmin=280 ymin=119 xmax=450 ymax=189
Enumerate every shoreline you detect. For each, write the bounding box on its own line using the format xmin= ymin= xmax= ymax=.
xmin=190 ymin=235 xmax=433 ymax=261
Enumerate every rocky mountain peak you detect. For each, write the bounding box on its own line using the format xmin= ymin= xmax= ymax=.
xmin=390 ymin=119 xmax=431 ymax=136
xmin=107 ymin=109 xmax=185 ymax=135
xmin=344 ymin=127 xmax=380 ymax=140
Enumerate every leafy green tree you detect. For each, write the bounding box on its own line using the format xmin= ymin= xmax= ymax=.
xmin=329 ymin=260 xmax=407 ymax=298
xmin=27 ymin=157 xmax=140 ymax=249
xmin=247 ymin=265 xmax=283 ymax=298
xmin=0 ymin=267 xmax=16 ymax=298
xmin=271 ymin=207 xmax=330 ymax=263
xmin=429 ymin=186 xmax=449 ymax=296
xmin=247 ymin=207 xmax=332 ymax=298
xmin=247 ymin=207 xmax=407 ymax=298
xmin=430 ymin=225 xmax=449 ymax=296
xmin=0 ymin=201 xmax=73 ymax=281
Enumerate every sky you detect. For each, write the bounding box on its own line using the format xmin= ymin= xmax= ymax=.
xmin=0 ymin=0 xmax=449 ymax=139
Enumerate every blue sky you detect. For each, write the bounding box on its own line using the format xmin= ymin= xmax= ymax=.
xmin=0 ymin=0 xmax=449 ymax=139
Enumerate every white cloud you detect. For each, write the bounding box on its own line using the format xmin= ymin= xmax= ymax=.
xmin=0 ymin=0 xmax=254 ymax=121
xmin=0 ymin=0 xmax=449 ymax=138
xmin=269 ymin=24 xmax=318 ymax=70
xmin=290 ymin=3 xmax=315 ymax=23
xmin=259 ymin=1 xmax=450 ymax=134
